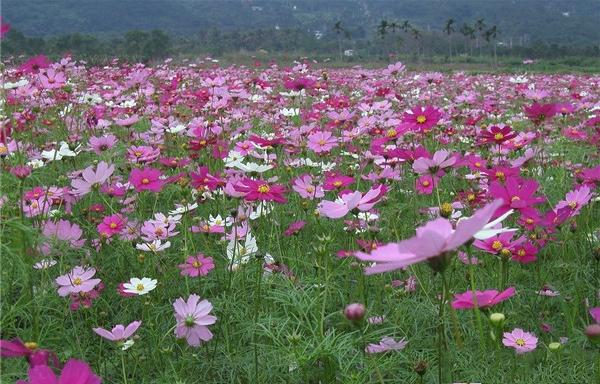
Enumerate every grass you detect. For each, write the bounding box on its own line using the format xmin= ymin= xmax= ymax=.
xmin=1 ymin=62 xmax=599 ymax=383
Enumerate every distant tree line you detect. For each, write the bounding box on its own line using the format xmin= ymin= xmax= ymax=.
xmin=2 ymin=20 xmax=598 ymax=64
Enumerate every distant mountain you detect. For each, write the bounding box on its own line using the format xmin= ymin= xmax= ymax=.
xmin=3 ymin=0 xmax=600 ymax=46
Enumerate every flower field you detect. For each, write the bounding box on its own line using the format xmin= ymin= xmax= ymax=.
xmin=1 ymin=56 xmax=600 ymax=383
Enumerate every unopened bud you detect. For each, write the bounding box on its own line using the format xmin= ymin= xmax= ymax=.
xmin=344 ymin=303 xmax=365 ymax=322
xmin=490 ymin=312 xmax=505 ymax=325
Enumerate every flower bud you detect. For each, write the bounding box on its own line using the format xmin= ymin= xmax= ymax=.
xmin=548 ymin=342 xmax=561 ymax=351
xmin=344 ymin=303 xmax=365 ymax=322
xmin=585 ymin=324 xmax=600 ymax=343
xmin=414 ymin=360 xmax=427 ymax=376
xmin=490 ymin=312 xmax=505 ymax=325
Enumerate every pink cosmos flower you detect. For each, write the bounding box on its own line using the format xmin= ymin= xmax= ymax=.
xmin=178 ymin=254 xmax=215 ymax=277
xmin=401 ymin=105 xmax=442 ymax=132
xmin=97 ymin=214 xmax=126 ymax=238
xmin=189 ymin=167 xmax=224 ymax=191
xmin=478 ymin=125 xmax=517 ymax=145
xmin=318 ymin=185 xmax=386 ymax=219
xmin=17 ymin=358 xmax=101 ymax=384
xmin=88 ymin=135 xmax=117 ymax=155
xmin=307 ymin=131 xmax=338 ymax=153
xmin=0 ymin=17 xmax=10 ymax=39
xmin=555 ymin=185 xmax=592 ymax=217
xmin=234 ymin=178 xmax=287 ymax=203
xmin=18 ymin=55 xmax=51 ymax=74
xmin=365 ymin=337 xmax=408 ymax=354
xmin=451 ymin=287 xmax=516 ymax=309
xmin=284 ymin=220 xmax=306 ymax=236
xmin=473 ymin=232 xmax=525 ymax=257
xmin=412 ymin=149 xmax=457 ymax=176
xmin=38 ymin=69 xmax=66 ymax=89
xmin=502 ymin=328 xmax=538 ymax=354
xmin=292 ymin=174 xmax=324 ymax=199
xmin=355 ymin=199 xmax=503 ymax=274
xmin=511 ymin=241 xmax=538 ymax=263
xmin=590 ymin=307 xmax=600 ymax=324
xmin=127 ymin=145 xmax=159 ymax=163
xmin=0 ymin=339 xmax=60 ymax=368
xmin=71 ymin=161 xmax=115 ymax=196
xmin=524 ymin=103 xmax=557 ymax=124
xmin=323 ymin=172 xmax=354 ymax=191
xmin=40 ymin=220 xmax=85 ymax=255
xmin=415 ymin=175 xmax=436 ymax=195
xmin=56 ymin=266 xmax=101 ymax=297
xmin=129 ymin=167 xmax=164 ymax=193
xmin=173 ymin=294 xmax=217 ymax=347
xmin=93 ymin=321 xmax=142 ymax=342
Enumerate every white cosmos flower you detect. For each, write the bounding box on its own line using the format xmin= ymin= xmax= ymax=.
xmin=33 ymin=259 xmax=57 ymax=270
xmin=123 ymin=277 xmax=157 ymax=295
xmin=41 ymin=142 xmax=81 ymax=161
xmin=472 ymin=209 xmax=518 ymax=240
xmin=136 ymin=240 xmax=171 ymax=252
xmin=166 ymin=124 xmax=186 ymax=134
xmin=27 ymin=159 xmax=45 ymax=169
xmin=3 ymin=79 xmax=29 ymax=89
xmin=121 ymin=339 xmax=135 ymax=351
xmin=280 ymin=108 xmax=300 ymax=117
xmin=168 ymin=203 xmax=198 ymax=215
xmin=249 ymin=202 xmax=273 ymax=220
xmin=232 ymin=161 xmax=273 ymax=173
xmin=227 ymin=232 xmax=258 ymax=266
xmin=208 ymin=214 xmax=232 ymax=227
xmin=224 ymin=151 xmax=246 ymax=167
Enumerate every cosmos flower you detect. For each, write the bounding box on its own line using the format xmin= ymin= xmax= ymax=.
xmin=71 ymin=161 xmax=115 ymax=196
xmin=178 ymin=254 xmax=215 ymax=277
xmin=122 ymin=277 xmax=157 ymax=296
xmin=93 ymin=320 xmax=142 ymax=346
xmin=55 ymin=266 xmax=101 ymax=297
xmin=401 ymin=105 xmax=442 ymax=132
xmin=451 ymin=287 xmax=516 ymax=309
xmin=503 ymin=328 xmax=538 ymax=354
xmin=234 ymin=179 xmax=287 ymax=203
xmin=355 ymin=199 xmax=503 ymax=274
xmin=129 ymin=167 xmax=164 ymax=193
xmin=365 ymin=337 xmax=408 ymax=354
xmin=173 ymin=294 xmax=217 ymax=347
xmin=307 ymin=131 xmax=338 ymax=153
xmin=17 ymin=359 xmax=101 ymax=384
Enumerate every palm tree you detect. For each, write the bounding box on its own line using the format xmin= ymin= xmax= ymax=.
xmin=475 ymin=18 xmax=486 ymax=55
xmin=484 ymin=25 xmax=499 ymax=67
xmin=410 ymin=27 xmax=421 ymax=58
xmin=333 ymin=21 xmax=345 ymax=61
xmin=443 ymin=18 xmax=455 ymax=57
xmin=377 ymin=19 xmax=389 ymax=59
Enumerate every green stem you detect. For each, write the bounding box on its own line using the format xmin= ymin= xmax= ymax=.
xmin=438 ymin=271 xmax=448 ymax=384
xmin=467 ymin=247 xmax=485 ymax=350
xmin=121 ymin=352 xmax=129 ymax=384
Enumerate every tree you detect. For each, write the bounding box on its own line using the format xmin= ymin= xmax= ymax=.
xmin=377 ymin=19 xmax=389 ymax=58
xmin=443 ymin=18 xmax=455 ymax=57
xmin=484 ymin=25 xmax=499 ymax=67
xmin=333 ymin=21 xmax=345 ymax=61
xmin=475 ymin=18 xmax=486 ymax=55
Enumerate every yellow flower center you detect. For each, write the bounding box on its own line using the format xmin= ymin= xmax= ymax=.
xmin=568 ymin=201 xmax=577 ymax=209
xmin=492 ymin=240 xmax=503 ymax=250
xmin=517 ymin=249 xmax=526 ymax=257
xmin=416 ymin=115 xmax=427 ymax=124
xmin=494 ymin=132 xmax=504 ymax=140
xmin=496 ymin=171 xmax=505 ymax=180
xmin=306 ymin=186 xmax=315 ymax=193
xmin=500 ymin=248 xmax=511 ymax=257
xmin=136 ymin=284 xmax=145 ymax=291
xmin=474 ymin=162 xmax=481 ymax=168
xmin=333 ymin=181 xmax=343 ymax=187
xmin=24 ymin=342 xmax=38 ymax=351
xmin=386 ymin=128 xmax=397 ymax=137
xmin=109 ymin=222 xmax=117 ymax=229
xmin=515 ymin=338 xmax=525 ymax=346
xmin=257 ymin=184 xmax=270 ymax=193
xmin=73 ymin=277 xmax=82 ymax=285
xmin=511 ymin=196 xmax=520 ymax=202
xmin=318 ymin=139 xmax=326 ymax=146
xmin=467 ymin=193 xmax=475 ymax=201
xmin=141 ymin=178 xmax=150 ymax=184
xmin=192 ymin=261 xmax=202 ymax=268
xmin=422 ymin=180 xmax=430 ymax=187
xmin=526 ymin=218 xmax=534 ymax=224
xmin=0 ymin=146 xmax=7 ymax=155
xmin=134 ymin=151 xmax=142 ymax=157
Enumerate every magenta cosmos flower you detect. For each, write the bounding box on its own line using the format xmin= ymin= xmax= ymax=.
xmin=97 ymin=214 xmax=126 ymax=238
xmin=93 ymin=320 xmax=141 ymax=342
xmin=173 ymin=294 xmax=217 ymax=347
xmin=17 ymin=358 xmax=101 ymax=384
xmin=401 ymin=105 xmax=442 ymax=132
xmin=129 ymin=167 xmax=164 ymax=192
xmin=355 ymin=199 xmax=503 ymax=274
xmin=178 ymin=254 xmax=215 ymax=277
xmin=451 ymin=287 xmax=516 ymax=310
xmin=0 ymin=339 xmax=59 ymax=368
xmin=56 ymin=266 xmax=101 ymax=297
xmin=489 ymin=177 xmax=544 ymax=218
xmin=234 ymin=178 xmax=287 ymax=203
xmin=502 ymin=328 xmax=538 ymax=354
xmin=71 ymin=161 xmax=115 ymax=196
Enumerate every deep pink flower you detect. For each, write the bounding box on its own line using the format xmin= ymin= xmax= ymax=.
xmin=178 ymin=254 xmax=215 ymax=277
xmin=18 ymin=55 xmax=51 ymax=74
xmin=0 ymin=339 xmax=59 ymax=368
xmin=97 ymin=214 xmax=126 ymax=238
xmin=0 ymin=17 xmax=10 ymax=39
xmin=189 ymin=167 xmax=224 ymax=191
xmin=234 ymin=178 xmax=287 ymax=203
xmin=590 ymin=307 xmax=600 ymax=324
xmin=56 ymin=266 xmax=101 ymax=297
xmin=401 ymin=105 xmax=442 ymax=132
xmin=415 ymin=175 xmax=435 ymax=195
xmin=129 ymin=167 xmax=164 ymax=192
xmin=524 ymin=103 xmax=557 ymax=124
xmin=173 ymin=294 xmax=217 ymax=347
xmin=355 ymin=199 xmax=503 ymax=274
xmin=511 ymin=241 xmax=538 ymax=263
xmin=284 ymin=220 xmax=306 ymax=236
xmin=323 ymin=172 xmax=355 ymax=191
xmin=473 ymin=232 xmax=525 ymax=257
xmin=17 ymin=358 xmax=101 ymax=384
xmin=478 ymin=125 xmax=517 ymax=145
xmin=489 ymin=176 xmax=544 ymax=218
xmin=451 ymin=287 xmax=516 ymax=309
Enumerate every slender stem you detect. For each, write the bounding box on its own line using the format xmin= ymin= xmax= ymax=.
xmin=467 ymin=247 xmax=485 ymax=350
xmin=121 ymin=352 xmax=128 ymax=384
xmin=438 ymin=271 xmax=448 ymax=384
